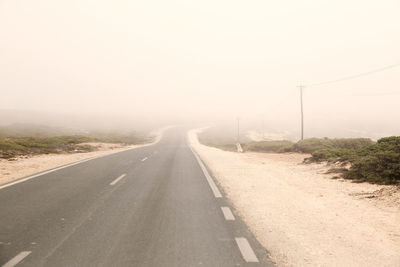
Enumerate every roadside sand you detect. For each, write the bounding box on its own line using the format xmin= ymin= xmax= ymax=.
xmin=0 ymin=126 xmax=172 ymax=186
xmin=188 ymin=129 xmax=400 ymax=267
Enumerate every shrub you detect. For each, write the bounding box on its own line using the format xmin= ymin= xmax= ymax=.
xmin=343 ymin=137 xmax=400 ymax=184
xmin=292 ymin=138 xmax=333 ymax=153
xmin=333 ymin=138 xmax=375 ymax=150
xmin=0 ymin=138 xmax=27 ymax=151
xmin=244 ymin=140 xmax=294 ymax=153
xmin=308 ymin=149 xmax=356 ymax=162
xmin=0 ymin=134 xmax=148 ymax=159
xmin=292 ymin=138 xmax=374 ymax=154
xmin=91 ymin=133 xmax=148 ymax=145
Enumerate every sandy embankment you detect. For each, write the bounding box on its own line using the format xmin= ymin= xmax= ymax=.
xmin=0 ymin=127 xmax=169 ymax=186
xmin=188 ymin=129 xmax=400 ymax=267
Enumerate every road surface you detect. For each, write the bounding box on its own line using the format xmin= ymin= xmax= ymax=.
xmin=0 ymin=127 xmax=274 ymax=266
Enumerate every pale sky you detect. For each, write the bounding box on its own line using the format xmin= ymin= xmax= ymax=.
xmin=0 ymin=0 xmax=399 ymax=137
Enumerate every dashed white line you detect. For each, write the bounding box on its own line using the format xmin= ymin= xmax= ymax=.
xmin=141 ymin=157 xmax=148 ymax=162
xmin=109 ymin=174 xmax=127 ymax=186
xmin=221 ymin=207 xmax=235 ymax=221
xmin=2 ymin=251 xmax=32 ymax=267
xmin=189 ymin=148 xmax=222 ymax=198
xmin=235 ymin=237 xmax=259 ymax=263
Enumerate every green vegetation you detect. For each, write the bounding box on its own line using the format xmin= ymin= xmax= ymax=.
xmin=240 ymin=138 xmax=373 ymax=162
xmin=197 ymin=135 xmax=238 ymax=152
xmin=243 ymin=140 xmax=294 ymax=153
xmin=0 ymin=133 xmax=150 ymax=159
xmin=292 ymin=138 xmax=374 ymax=154
xmin=343 ymin=137 xmax=400 ymax=184
xmin=302 ymin=138 xmax=374 ymax=163
xmin=88 ymin=132 xmax=150 ymax=145
xmin=0 ymin=136 xmax=88 ymax=158
xmin=307 ymin=149 xmax=356 ymax=162
xmin=199 ymin=130 xmax=373 ymax=156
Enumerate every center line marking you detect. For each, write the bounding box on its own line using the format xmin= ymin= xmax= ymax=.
xmin=141 ymin=157 xmax=148 ymax=162
xmin=235 ymin=238 xmax=259 ymax=263
xmin=110 ymin=174 xmax=126 ymax=186
xmin=3 ymin=251 xmax=32 ymax=267
xmin=221 ymin=207 xmax=235 ymax=221
xmin=189 ymin=147 xmax=222 ymax=198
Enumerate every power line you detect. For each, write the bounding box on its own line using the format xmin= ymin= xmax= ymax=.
xmin=297 ymin=84 xmax=305 ymax=140
xmin=296 ymin=61 xmax=400 ymax=140
xmin=308 ymin=62 xmax=400 ymax=87
xmin=350 ymin=91 xmax=400 ymax=97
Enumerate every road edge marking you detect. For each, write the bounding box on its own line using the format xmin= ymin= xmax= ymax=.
xmin=221 ymin=206 xmax=235 ymax=221
xmin=235 ymin=237 xmax=259 ymax=262
xmin=188 ymin=147 xmax=222 ymax=198
xmin=0 ymin=157 xmax=94 ymax=190
xmin=235 ymin=237 xmax=259 ymax=263
xmin=110 ymin=174 xmax=127 ymax=186
xmin=2 ymin=251 xmax=32 ymax=267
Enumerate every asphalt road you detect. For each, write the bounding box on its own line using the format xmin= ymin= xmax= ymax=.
xmin=0 ymin=127 xmax=274 ymax=267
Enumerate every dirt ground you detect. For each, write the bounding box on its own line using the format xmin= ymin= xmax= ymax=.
xmin=189 ymin=129 xmax=400 ymax=267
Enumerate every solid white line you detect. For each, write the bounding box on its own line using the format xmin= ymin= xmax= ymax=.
xmin=141 ymin=157 xmax=148 ymax=162
xmin=221 ymin=207 xmax=235 ymax=221
xmin=109 ymin=174 xmax=127 ymax=186
xmin=189 ymin=147 xmax=222 ymax=198
xmin=2 ymin=251 xmax=32 ymax=267
xmin=235 ymin=238 xmax=259 ymax=263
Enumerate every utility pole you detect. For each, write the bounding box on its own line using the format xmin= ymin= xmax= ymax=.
xmin=297 ymin=85 xmax=305 ymax=140
xmin=237 ymin=117 xmax=240 ymax=143
xmin=236 ymin=117 xmax=243 ymax=152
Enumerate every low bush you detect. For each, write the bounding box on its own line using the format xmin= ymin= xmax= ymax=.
xmin=197 ymin=138 xmax=237 ymax=152
xmin=292 ymin=138 xmax=374 ymax=154
xmin=0 ymin=139 xmax=27 ymax=151
xmin=90 ymin=133 xmax=149 ymax=145
xmin=308 ymin=149 xmax=356 ymax=162
xmin=243 ymin=140 xmax=294 ymax=153
xmin=0 ymin=133 xmax=148 ymax=159
xmin=343 ymin=137 xmax=400 ymax=184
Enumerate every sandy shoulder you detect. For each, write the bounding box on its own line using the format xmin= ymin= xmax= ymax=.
xmin=188 ymin=129 xmax=400 ymax=267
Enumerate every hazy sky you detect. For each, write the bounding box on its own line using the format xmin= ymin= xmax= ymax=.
xmin=0 ymin=0 xmax=399 ymax=136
